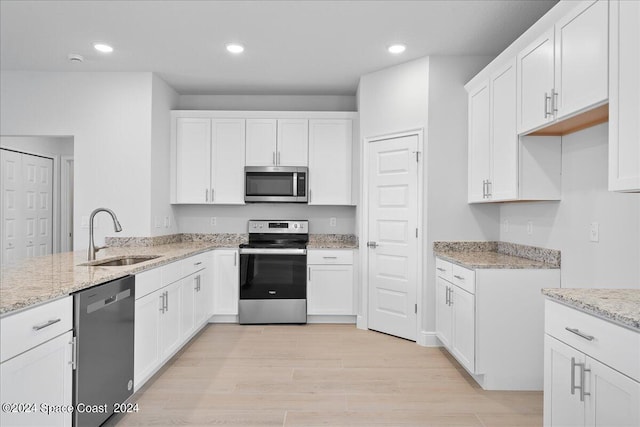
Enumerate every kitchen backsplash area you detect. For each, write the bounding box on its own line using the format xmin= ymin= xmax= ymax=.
xmin=172 ymin=204 xmax=357 ymax=234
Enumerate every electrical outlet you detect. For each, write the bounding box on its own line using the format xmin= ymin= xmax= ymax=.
xmin=526 ymin=221 xmax=533 ymax=235
xmin=164 ymin=216 xmax=171 ymax=228
xmin=502 ymin=219 xmax=509 ymax=233
xmin=329 ymin=217 xmax=337 ymax=227
xmin=210 ymin=217 xmax=216 ymax=226
xmin=154 ymin=216 xmax=162 ymax=229
xmin=590 ymin=222 xmax=599 ymax=242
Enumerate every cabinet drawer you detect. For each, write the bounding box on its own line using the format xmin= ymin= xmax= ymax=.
xmin=435 ymin=258 xmax=453 ymax=281
xmin=307 ymin=249 xmax=353 ymax=265
xmin=135 ymin=267 xmax=162 ymax=300
xmin=545 ymin=300 xmax=640 ymax=382
xmin=161 ymin=260 xmax=183 ymax=286
xmin=1 ymin=296 xmax=73 ymax=363
xmin=452 ymin=264 xmax=475 ymax=294
xmin=182 ymin=252 xmax=209 ymax=277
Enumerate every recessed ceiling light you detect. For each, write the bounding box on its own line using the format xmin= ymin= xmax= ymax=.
xmin=226 ymin=43 xmax=245 ymax=54
xmin=388 ymin=44 xmax=407 ymax=54
xmin=93 ymin=43 xmax=114 ymax=53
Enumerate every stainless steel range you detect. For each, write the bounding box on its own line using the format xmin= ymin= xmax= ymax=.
xmin=238 ymin=220 xmax=308 ymax=324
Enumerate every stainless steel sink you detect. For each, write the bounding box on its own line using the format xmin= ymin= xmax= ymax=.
xmin=81 ymin=255 xmax=160 ymax=267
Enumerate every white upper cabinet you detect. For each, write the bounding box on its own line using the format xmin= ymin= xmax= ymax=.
xmin=211 ymin=119 xmax=246 ymax=204
xmin=468 ymin=59 xmax=559 ymax=204
xmin=609 ymin=0 xmax=640 ymax=192
xmin=246 ymin=119 xmax=308 ymax=166
xmin=175 ymin=118 xmax=211 ymax=204
xmin=277 ymin=119 xmax=309 ymax=166
xmin=517 ymin=28 xmax=556 ymax=134
xmin=554 ymin=0 xmax=608 ymax=120
xmin=173 ymin=117 xmax=245 ymax=204
xmin=467 ymin=82 xmax=491 ymax=203
xmin=308 ymin=119 xmax=353 ymax=205
xmin=517 ymin=0 xmax=609 ymax=135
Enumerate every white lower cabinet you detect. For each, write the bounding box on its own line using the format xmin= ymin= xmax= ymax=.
xmin=435 ymin=257 xmax=560 ymax=390
xmin=544 ymin=300 xmax=640 ymax=427
xmin=212 ymin=249 xmax=239 ymax=319
xmin=307 ymin=250 xmax=355 ymax=317
xmin=134 ymin=252 xmax=213 ymax=391
xmin=0 ymin=296 xmax=73 ymax=427
xmin=0 ymin=331 xmax=73 ymax=427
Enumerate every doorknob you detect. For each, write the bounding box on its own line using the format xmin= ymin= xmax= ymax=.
xmin=367 ymin=241 xmax=378 ymax=248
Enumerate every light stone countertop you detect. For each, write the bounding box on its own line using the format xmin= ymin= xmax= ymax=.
xmin=308 ymin=234 xmax=358 ymax=249
xmin=542 ymin=288 xmax=640 ymax=331
xmin=433 ymin=241 xmax=560 ymax=269
xmin=0 ymin=242 xmax=235 ymax=316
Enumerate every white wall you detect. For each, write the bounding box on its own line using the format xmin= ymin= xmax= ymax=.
xmin=150 ymin=75 xmax=179 ymax=237
xmin=178 ymin=94 xmax=356 ymax=111
xmin=500 ymin=123 xmax=640 ymax=289
xmin=0 ymin=71 xmax=154 ymax=249
xmin=425 ymin=56 xmax=499 ymax=332
xmin=175 ymin=205 xmax=356 ymax=234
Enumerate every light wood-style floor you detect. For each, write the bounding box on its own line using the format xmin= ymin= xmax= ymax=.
xmin=111 ymin=324 xmax=542 ymax=426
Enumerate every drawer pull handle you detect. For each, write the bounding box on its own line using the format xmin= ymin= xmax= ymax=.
xmin=565 ymin=327 xmax=594 ymax=341
xmin=453 ymin=275 xmax=465 ymax=280
xmin=194 ymin=262 xmax=202 ymax=266
xmin=436 ymin=267 xmax=446 ymax=272
xmin=33 ymin=318 xmax=61 ymax=331
xmin=323 ymin=256 xmax=338 ymax=259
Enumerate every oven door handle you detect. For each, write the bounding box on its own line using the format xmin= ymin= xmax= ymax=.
xmin=239 ymin=248 xmax=307 ymax=255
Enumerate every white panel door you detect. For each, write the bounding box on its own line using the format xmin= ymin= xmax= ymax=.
xmin=609 ymin=0 xmax=640 ymax=192
xmin=245 ymin=119 xmax=277 ymax=166
xmin=277 ymin=119 xmax=308 ymax=166
xmin=554 ymin=0 xmax=608 ymax=120
xmin=0 ymin=331 xmax=73 ymax=427
xmin=490 ymin=59 xmax=518 ymax=201
xmin=1 ymin=149 xmax=22 ymax=265
xmin=467 ymin=82 xmax=491 ymax=202
xmin=544 ymin=335 xmax=586 ymax=427
xmin=367 ymin=134 xmax=418 ymax=341
xmin=176 ymin=118 xmax=212 ymax=203
xmin=33 ymin=155 xmax=53 ymax=257
xmin=587 ymin=356 xmax=640 ymax=427
xmin=308 ymin=119 xmax=353 ymax=205
xmin=517 ymin=28 xmax=556 ymax=134
xmin=211 ymin=118 xmax=245 ymax=204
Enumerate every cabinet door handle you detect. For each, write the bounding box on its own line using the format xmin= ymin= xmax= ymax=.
xmin=194 ymin=262 xmax=202 ymax=266
xmin=436 ymin=267 xmax=446 ymax=272
xmin=449 ymin=287 xmax=454 ymax=306
xmin=565 ymin=327 xmax=594 ymax=341
xmin=570 ymin=357 xmax=591 ymax=402
xmin=445 ymin=286 xmax=449 ymax=305
xmin=211 ymin=188 xmax=214 ymax=202
xmin=205 ymin=188 xmax=208 ymax=202
xmin=453 ymin=275 xmax=465 ymax=281
xmin=70 ymin=337 xmax=78 ymax=370
xmin=159 ymin=293 xmax=165 ymax=313
xmin=544 ymin=92 xmax=552 ymax=118
xmin=309 ymin=189 xmax=312 ymax=203
xmin=277 ymin=151 xmax=281 ymax=165
xmin=32 ymin=318 xmax=61 ymax=331
xmin=165 ymin=291 xmax=169 ymax=312
xmin=308 ymin=267 xmax=311 ymax=281
xmin=323 ymin=256 xmax=338 ymax=259
xmin=552 ymin=89 xmax=558 ymax=114
xmin=487 ymin=180 xmax=492 ymax=198
xmin=273 ymin=152 xmax=276 ymax=165
xmin=234 ymin=252 xmax=237 ymax=266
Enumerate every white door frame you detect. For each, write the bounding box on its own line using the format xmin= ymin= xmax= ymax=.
xmin=60 ymin=156 xmax=74 ymax=252
xmin=358 ymin=128 xmax=425 ymax=342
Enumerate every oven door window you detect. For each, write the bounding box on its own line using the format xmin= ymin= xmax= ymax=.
xmin=246 ymin=172 xmax=293 ymax=196
xmin=240 ymin=254 xmax=306 ymax=299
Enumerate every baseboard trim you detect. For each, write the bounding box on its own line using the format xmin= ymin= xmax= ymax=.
xmin=417 ymin=330 xmax=442 ymax=347
xmin=208 ymin=314 xmax=239 ymax=323
xmin=307 ymin=315 xmax=356 ymax=324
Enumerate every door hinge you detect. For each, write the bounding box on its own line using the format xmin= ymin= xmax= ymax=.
xmin=414 ymin=303 xmax=417 ymax=314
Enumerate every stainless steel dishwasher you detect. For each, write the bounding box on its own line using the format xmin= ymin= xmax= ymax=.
xmin=73 ymin=275 xmax=135 ymax=426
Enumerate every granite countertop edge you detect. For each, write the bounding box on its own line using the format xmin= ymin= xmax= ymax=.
xmin=433 ymin=241 xmax=560 ymax=270
xmin=0 ymin=242 xmax=233 ymax=317
xmin=542 ymin=289 xmax=640 ymax=332
xmin=434 ymin=250 xmax=559 ymax=270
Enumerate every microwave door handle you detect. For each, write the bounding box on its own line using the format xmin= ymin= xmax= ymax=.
xmin=292 ymin=172 xmax=298 ymax=197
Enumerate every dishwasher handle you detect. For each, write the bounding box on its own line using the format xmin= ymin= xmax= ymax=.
xmin=86 ymin=289 xmax=131 ymax=314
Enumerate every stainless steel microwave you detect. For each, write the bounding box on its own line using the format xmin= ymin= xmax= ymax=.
xmin=244 ymin=166 xmax=308 ymax=203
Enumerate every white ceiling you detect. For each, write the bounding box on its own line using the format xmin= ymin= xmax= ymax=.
xmin=0 ymin=0 xmax=558 ymax=95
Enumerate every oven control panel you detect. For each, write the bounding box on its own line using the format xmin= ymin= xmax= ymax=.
xmin=248 ymin=220 xmax=308 ymax=234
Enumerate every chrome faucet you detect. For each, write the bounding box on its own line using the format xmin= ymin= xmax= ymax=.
xmin=88 ymin=208 xmax=122 ymax=261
